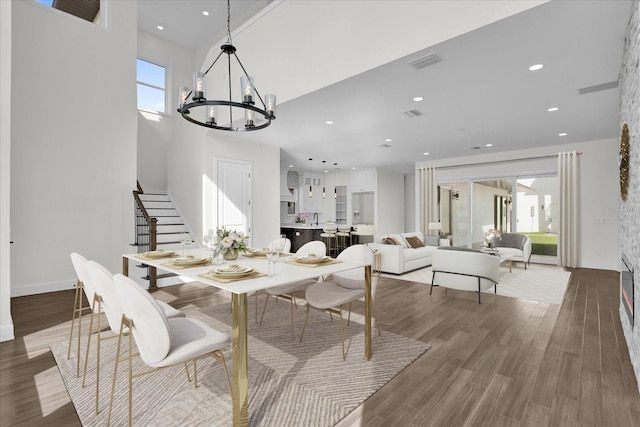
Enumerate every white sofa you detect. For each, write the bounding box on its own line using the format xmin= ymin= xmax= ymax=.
xmin=429 ymin=247 xmax=500 ymax=304
xmin=369 ymin=232 xmax=447 ymax=275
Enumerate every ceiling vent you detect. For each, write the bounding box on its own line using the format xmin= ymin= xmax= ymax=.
xmin=403 ymin=109 xmax=423 ymax=118
xmin=469 ymin=146 xmax=482 ymax=150
xmin=378 ymin=143 xmax=392 ymax=148
xmin=578 ymin=80 xmax=618 ymax=95
xmin=408 ymin=53 xmax=442 ymax=70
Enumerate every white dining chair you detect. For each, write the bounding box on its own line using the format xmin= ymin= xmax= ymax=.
xmin=259 ymin=240 xmax=326 ymax=337
xmin=299 ymin=244 xmax=379 ymax=361
xmin=107 ymin=273 xmax=231 ymax=427
xmin=268 ymin=237 xmax=291 ymax=254
xmin=83 ymin=261 xmax=184 ymax=415
xmin=68 ymin=253 xmax=102 ymax=379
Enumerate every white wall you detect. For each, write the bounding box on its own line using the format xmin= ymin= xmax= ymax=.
xmin=0 ymin=0 xmax=13 ymax=341
xmin=10 ymin=1 xmax=138 ymax=296
xmin=167 ymin=119 xmax=281 ymax=251
xmin=417 ymin=139 xmax=619 ymax=270
xmin=376 ymin=168 xmax=405 ymax=235
xmin=136 ymin=30 xmax=196 ymax=193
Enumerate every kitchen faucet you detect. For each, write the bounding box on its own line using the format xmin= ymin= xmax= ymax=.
xmin=312 ymin=212 xmax=319 ymax=226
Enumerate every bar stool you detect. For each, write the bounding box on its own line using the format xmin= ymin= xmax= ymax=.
xmin=336 ymin=225 xmax=352 ymax=254
xmin=320 ymin=223 xmax=338 ymax=257
xmin=352 ymin=224 xmax=376 ymax=245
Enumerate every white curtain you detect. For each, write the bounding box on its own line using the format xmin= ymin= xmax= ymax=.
xmin=418 ymin=167 xmax=437 ymax=235
xmin=558 ymin=151 xmax=579 ymax=267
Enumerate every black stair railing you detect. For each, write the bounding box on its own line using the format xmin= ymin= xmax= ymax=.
xmin=133 ymin=181 xmax=158 ymax=288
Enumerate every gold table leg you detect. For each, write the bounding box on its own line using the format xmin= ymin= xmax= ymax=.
xmin=364 ymin=265 xmax=372 ymax=360
xmin=231 ymin=293 xmax=249 ymax=427
xmin=122 ymin=256 xmax=129 ymax=277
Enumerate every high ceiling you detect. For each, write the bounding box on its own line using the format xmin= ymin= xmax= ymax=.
xmin=138 ymin=1 xmax=633 ymax=175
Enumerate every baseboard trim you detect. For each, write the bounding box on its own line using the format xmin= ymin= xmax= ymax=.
xmin=0 ymin=323 xmax=15 ymax=342
xmin=11 ymin=280 xmax=75 ymax=297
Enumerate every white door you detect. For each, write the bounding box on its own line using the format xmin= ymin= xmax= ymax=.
xmin=217 ymin=159 xmax=252 ymax=244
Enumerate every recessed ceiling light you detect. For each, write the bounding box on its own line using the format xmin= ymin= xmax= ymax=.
xmin=485 ymin=143 xmax=493 ymax=147
xmin=423 ymin=152 xmax=429 ymax=156
xmin=413 ymin=97 xmax=423 ymax=102
xmin=558 ymin=132 xmax=567 ymax=136
xmin=385 ymin=138 xmax=392 ymax=142
xmin=288 ymin=164 xmax=293 ymax=168
xmin=156 ymin=25 xmax=164 ymax=31
xmin=325 ymin=120 xmax=334 ymax=125
xmin=202 ymin=11 xmax=209 ymax=16
xmin=351 ymin=167 xmax=357 ymax=170
xmin=529 ymin=64 xmax=544 ymax=71
xmin=547 ymin=107 xmax=559 ymax=112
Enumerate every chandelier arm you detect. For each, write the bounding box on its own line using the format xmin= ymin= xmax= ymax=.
xmin=203 ymin=49 xmax=226 ymax=76
xmin=232 ymin=52 xmax=267 ymax=110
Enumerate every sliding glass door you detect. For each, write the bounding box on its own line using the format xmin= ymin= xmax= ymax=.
xmin=438 ymin=174 xmax=558 ymax=264
xmin=515 ymin=175 xmax=558 ymax=263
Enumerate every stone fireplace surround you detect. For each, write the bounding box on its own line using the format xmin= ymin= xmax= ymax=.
xmin=619 ymin=0 xmax=640 ymax=394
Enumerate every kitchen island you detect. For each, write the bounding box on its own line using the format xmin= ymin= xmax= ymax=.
xmin=280 ymin=224 xmax=325 ymax=252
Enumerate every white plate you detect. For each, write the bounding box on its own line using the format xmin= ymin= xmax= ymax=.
xmin=211 ymin=265 xmax=254 ymax=278
xmin=244 ymin=250 xmax=266 ymax=257
xmin=296 ymin=255 xmax=330 ymax=264
xmin=214 ymin=265 xmax=252 ymax=274
xmin=172 ymin=256 xmax=208 ymax=266
xmin=144 ymin=250 xmax=175 ymax=258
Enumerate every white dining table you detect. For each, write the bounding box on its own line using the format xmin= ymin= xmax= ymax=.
xmin=122 ymin=248 xmax=373 ymax=427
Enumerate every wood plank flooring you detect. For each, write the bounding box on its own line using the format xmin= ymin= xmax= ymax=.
xmin=1 ymin=267 xmax=638 ymax=426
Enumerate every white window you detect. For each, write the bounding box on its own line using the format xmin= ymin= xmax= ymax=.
xmin=137 ymin=59 xmax=166 ymax=113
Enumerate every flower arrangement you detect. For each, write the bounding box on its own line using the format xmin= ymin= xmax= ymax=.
xmin=215 ymin=226 xmax=249 ymax=254
xmin=483 ymin=229 xmax=501 ymax=248
xmin=295 ymin=213 xmax=308 ymax=224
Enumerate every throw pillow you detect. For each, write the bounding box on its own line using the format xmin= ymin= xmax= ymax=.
xmin=405 ymin=236 xmax=425 ymax=248
xmin=424 ymin=235 xmax=439 ymax=246
xmin=382 ymin=237 xmax=400 ymax=245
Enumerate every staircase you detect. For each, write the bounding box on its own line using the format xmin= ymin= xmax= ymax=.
xmin=132 ymin=190 xmax=191 ymax=288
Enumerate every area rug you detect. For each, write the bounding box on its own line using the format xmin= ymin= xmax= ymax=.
xmin=52 ymin=294 xmax=431 ymax=426
xmin=383 ymin=263 xmax=571 ymax=305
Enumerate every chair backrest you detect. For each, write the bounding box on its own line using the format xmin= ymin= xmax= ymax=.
xmin=355 ymin=224 xmax=376 ymax=236
xmin=70 ymin=252 xmax=98 ymax=312
xmin=296 ymin=240 xmax=326 ymax=257
xmin=323 ymin=224 xmax=337 ymax=233
xmin=268 ymin=238 xmax=291 ymax=254
xmin=113 ymin=274 xmax=171 ymax=366
xmin=432 ymin=249 xmax=500 ymax=291
xmin=86 ymin=261 xmax=124 ymax=333
xmin=333 ymin=245 xmax=378 ymax=294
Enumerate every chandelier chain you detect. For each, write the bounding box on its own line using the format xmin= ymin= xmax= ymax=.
xmin=177 ymin=0 xmax=275 ymax=132
xmin=226 ymin=0 xmax=232 ymax=44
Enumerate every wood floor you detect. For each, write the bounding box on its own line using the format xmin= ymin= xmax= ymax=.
xmin=1 ymin=267 xmax=638 ymax=426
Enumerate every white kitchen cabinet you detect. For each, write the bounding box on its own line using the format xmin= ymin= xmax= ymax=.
xmin=298 ymin=185 xmax=323 ymax=213
xmin=349 ymin=169 xmax=375 ymax=192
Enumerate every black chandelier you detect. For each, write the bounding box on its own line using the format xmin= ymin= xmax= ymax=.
xmin=177 ymin=0 xmax=276 ymax=131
